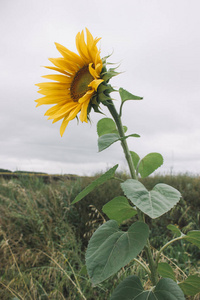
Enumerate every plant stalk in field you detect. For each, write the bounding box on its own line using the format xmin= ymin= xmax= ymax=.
xmin=36 ymin=28 xmax=200 ymax=300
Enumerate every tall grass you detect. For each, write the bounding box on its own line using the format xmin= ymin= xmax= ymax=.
xmin=0 ymin=173 xmax=199 ymax=299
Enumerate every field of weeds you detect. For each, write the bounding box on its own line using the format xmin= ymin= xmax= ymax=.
xmin=0 ymin=173 xmax=199 ymax=299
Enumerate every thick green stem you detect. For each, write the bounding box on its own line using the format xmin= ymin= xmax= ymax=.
xmin=106 ymin=101 xmax=137 ymax=180
xmin=106 ymin=99 xmax=159 ymax=285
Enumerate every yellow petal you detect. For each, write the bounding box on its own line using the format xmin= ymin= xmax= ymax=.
xmin=42 ymin=74 xmax=72 ymax=83
xmin=88 ymin=79 xmax=104 ymax=91
xmin=49 ymin=58 xmax=77 ymax=74
xmin=76 ymin=31 xmax=89 ymax=63
xmin=60 ymin=117 xmax=70 ymax=137
xmin=78 ymin=90 xmax=93 ymax=104
xmin=35 ymin=82 xmax=67 ymax=90
xmin=44 ymin=66 xmax=71 ymax=76
xmin=79 ymin=98 xmax=90 ymax=122
xmin=67 ymin=103 xmax=82 ymax=121
xmin=55 ymin=42 xmax=84 ymax=66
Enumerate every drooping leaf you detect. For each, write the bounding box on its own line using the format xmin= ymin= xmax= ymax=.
xmin=179 ymin=275 xmax=200 ymax=296
xmin=167 ymin=224 xmax=182 ymax=237
xmin=98 ymin=133 xmax=120 ymax=152
xmin=130 ymin=151 xmax=140 ymax=170
xmin=158 ymin=262 xmax=176 ymax=281
xmin=183 ymin=230 xmax=200 ymax=248
xmin=72 ymin=165 xmax=118 ymax=204
xmin=98 ymin=133 xmax=139 ymax=152
xmin=110 ymin=276 xmax=185 ymax=300
xmin=138 ymin=152 xmax=164 ymax=178
xmin=121 ymin=179 xmax=181 ymax=219
xmin=119 ymin=87 xmax=143 ymax=103
xmin=102 ymin=196 xmax=137 ymax=224
xmin=86 ymin=221 xmax=149 ymax=285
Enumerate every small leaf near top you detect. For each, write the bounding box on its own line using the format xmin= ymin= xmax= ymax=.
xmin=119 ymin=87 xmax=143 ymax=103
xmin=97 ymin=118 xmax=117 ymax=137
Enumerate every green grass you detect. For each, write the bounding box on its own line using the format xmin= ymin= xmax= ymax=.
xmin=0 ymin=173 xmax=199 ymax=299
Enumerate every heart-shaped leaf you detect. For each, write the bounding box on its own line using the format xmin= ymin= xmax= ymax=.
xmin=102 ymin=196 xmax=137 ymax=224
xmin=179 ymin=275 xmax=200 ymax=296
xmin=72 ymin=165 xmax=118 ymax=204
xmin=121 ymin=179 xmax=181 ymax=219
xmin=138 ymin=152 xmax=164 ymax=178
xmin=86 ymin=221 xmax=149 ymax=285
xmin=110 ymin=275 xmax=185 ymax=300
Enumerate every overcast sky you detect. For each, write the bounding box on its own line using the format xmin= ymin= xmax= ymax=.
xmin=1 ymin=0 xmax=200 ymax=176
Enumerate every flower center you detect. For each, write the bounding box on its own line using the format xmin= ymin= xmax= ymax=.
xmin=70 ymin=65 xmax=94 ymax=102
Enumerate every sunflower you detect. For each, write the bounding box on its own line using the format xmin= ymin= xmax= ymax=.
xmin=35 ymin=28 xmax=104 ymax=136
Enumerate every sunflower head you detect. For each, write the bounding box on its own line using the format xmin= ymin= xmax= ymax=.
xmin=35 ymin=28 xmax=107 ymax=136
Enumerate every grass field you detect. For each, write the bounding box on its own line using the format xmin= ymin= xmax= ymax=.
xmin=0 ymin=172 xmax=199 ymax=299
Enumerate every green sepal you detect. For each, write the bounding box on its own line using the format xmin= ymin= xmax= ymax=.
xmin=101 ymin=66 xmax=120 ymax=83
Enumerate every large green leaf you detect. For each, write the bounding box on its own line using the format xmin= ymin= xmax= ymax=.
xmin=102 ymin=196 xmax=137 ymax=224
xmin=110 ymin=276 xmax=185 ymax=300
xmin=86 ymin=221 xmax=149 ymax=285
xmin=138 ymin=152 xmax=164 ymax=178
xmin=72 ymin=165 xmax=118 ymax=204
xmin=121 ymin=179 xmax=181 ymax=219
xmin=179 ymin=275 xmax=200 ymax=296
xmin=158 ymin=262 xmax=176 ymax=281
xmin=183 ymin=230 xmax=200 ymax=248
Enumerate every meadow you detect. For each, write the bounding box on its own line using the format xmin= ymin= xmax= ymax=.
xmin=0 ymin=171 xmax=199 ymax=299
